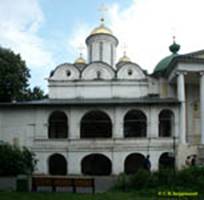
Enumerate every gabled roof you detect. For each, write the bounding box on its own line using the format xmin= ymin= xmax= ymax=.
xmin=185 ymin=49 xmax=204 ymax=58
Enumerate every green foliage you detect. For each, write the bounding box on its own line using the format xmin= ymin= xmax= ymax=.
xmin=0 ymin=46 xmax=47 ymax=102
xmin=0 ymin=47 xmax=30 ymax=102
xmin=129 ymin=169 xmax=150 ymax=189
xmin=0 ymin=143 xmax=37 ymax=176
xmin=175 ymin=167 xmax=204 ymax=190
xmin=114 ymin=173 xmax=131 ymax=190
xmin=115 ymin=167 xmax=204 ymax=192
xmin=22 ymin=86 xmax=47 ymax=101
xmin=16 ymin=177 xmax=29 ymax=192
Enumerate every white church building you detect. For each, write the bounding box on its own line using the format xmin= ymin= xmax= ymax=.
xmin=0 ymin=19 xmax=204 ymax=176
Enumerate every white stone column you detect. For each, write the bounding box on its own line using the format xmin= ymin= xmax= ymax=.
xmin=113 ymin=108 xmax=123 ymax=139
xmin=200 ymin=72 xmax=204 ymax=144
xmin=149 ymin=107 xmax=158 ymax=138
xmin=177 ymin=72 xmax=186 ymax=144
xmin=68 ymin=152 xmax=81 ymax=175
xmin=112 ymin=152 xmax=124 ymax=175
xmin=69 ymin=108 xmax=80 ymax=140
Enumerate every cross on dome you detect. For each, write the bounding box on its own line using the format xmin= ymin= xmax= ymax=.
xmin=74 ymin=44 xmax=86 ymax=64
xmin=78 ymin=44 xmax=85 ymax=57
xmin=98 ymin=3 xmax=108 ymax=24
xmin=119 ymin=43 xmax=131 ymax=62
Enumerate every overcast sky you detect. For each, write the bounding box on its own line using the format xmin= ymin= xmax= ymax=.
xmin=0 ymin=0 xmax=204 ymax=91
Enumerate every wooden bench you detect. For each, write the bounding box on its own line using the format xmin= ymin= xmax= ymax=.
xmin=32 ymin=176 xmax=95 ymax=194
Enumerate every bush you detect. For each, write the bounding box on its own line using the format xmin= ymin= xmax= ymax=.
xmin=129 ymin=169 xmax=151 ymax=189
xmin=114 ymin=167 xmax=204 ymax=192
xmin=175 ymin=167 xmax=204 ymax=191
xmin=0 ymin=143 xmax=37 ymax=176
xmin=114 ymin=173 xmax=131 ymax=190
xmin=16 ymin=176 xmax=29 ymax=192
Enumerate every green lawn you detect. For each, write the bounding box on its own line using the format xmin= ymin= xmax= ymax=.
xmin=1 ymin=191 xmax=203 ymax=200
xmin=0 ymin=191 xmax=154 ymax=200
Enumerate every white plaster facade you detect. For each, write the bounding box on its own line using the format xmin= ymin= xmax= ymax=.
xmin=0 ymin=21 xmax=204 ymax=175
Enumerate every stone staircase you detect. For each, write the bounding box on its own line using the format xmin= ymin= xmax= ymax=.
xmin=197 ymin=145 xmax=204 ymax=165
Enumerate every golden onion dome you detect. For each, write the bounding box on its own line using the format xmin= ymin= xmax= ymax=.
xmin=90 ymin=18 xmax=113 ymax=36
xmin=91 ymin=24 xmax=113 ymax=35
xmin=74 ymin=54 xmax=86 ymax=64
xmin=119 ymin=52 xmax=131 ymax=62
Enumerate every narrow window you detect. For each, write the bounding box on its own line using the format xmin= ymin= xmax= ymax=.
xmin=100 ymin=42 xmax=103 ymax=61
xmin=111 ymin=44 xmax=114 ymax=66
xmin=48 ymin=111 xmax=68 ymax=138
xmin=159 ymin=110 xmax=174 ymax=137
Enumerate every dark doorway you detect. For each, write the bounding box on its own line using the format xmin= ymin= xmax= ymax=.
xmin=48 ymin=111 xmax=68 ymax=138
xmin=49 ymin=154 xmax=67 ymax=175
xmin=81 ymin=154 xmax=112 ymax=175
xmin=80 ymin=111 xmax=112 ymax=138
xmin=124 ymin=153 xmax=145 ymax=174
xmin=159 ymin=110 xmax=174 ymax=137
xmin=124 ymin=110 xmax=147 ymax=137
xmin=159 ymin=152 xmax=175 ymax=170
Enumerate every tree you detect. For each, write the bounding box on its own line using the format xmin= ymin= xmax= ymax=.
xmin=0 ymin=47 xmax=30 ymax=102
xmin=0 ymin=46 xmax=47 ymax=102
xmin=22 ymin=86 xmax=48 ymax=101
xmin=0 ymin=143 xmax=37 ymax=176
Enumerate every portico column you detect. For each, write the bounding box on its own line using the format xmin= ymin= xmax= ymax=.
xmin=177 ymin=72 xmax=186 ymax=144
xmin=200 ymin=72 xmax=204 ymax=144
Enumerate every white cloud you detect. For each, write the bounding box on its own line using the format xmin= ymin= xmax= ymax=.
xmin=67 ymin=22 xmax=91 ymax=62
xmin=68 ymin=0 xmax=204 ymax=73
xmin=109 ymin=0 xmax=204 ymax=72
xmin=0 ymin=0 xmax=54 ymax=69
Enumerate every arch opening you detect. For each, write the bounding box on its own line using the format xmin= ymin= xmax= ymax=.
xmin=124 ymin=110 xmax=147 ymax=137
xmin=48 ymin=111 xmax=68 ymax=139
xmin=124 ymin=153 xmax=145 ymax=174
xmin=48 ymin=154 xmax=67 ymax=175
xmin=80 ymin=111 xmax=112 ymax=138
xmin=159 ymin=152 xmax=175 ymax=170
xmin=81 ymin=154 xmax=112 ymax=175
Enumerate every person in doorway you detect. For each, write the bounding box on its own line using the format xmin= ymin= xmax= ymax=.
xmin=191 ymin=155 xmax=197 ymax=166
xmin=143 ymin=154 xmax=151 ymax=171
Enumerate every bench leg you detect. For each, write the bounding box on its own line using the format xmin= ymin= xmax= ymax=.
xmin=92 ymin=179 xmax=95 ymax=194
xmin=52 ymin=185 xmax=56 ymax=192
xmin=72 ymin=185 xmax=76 ymax=193
xmin=32 ymin=179 xmax=37 ymax=192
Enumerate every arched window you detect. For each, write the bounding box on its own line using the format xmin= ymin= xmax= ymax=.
xmin=81 ymin=154 xmax=112 ymax=175
xmin=124 ymin=110 xmax=147 ymax=137
xmin=48 ymin=154 xmax=67 ymax=175
xmin=159 ymin=152 xmax=175 ymax=170
xmin=124 ymin=153 xmax=145 ymax=174
xmin=159 ymin=110 xmax=174 ymax=137
xmin=80 ymin=111 xmax=112 ymax=138
xmin=48 ymin=111 xmax=68 ymax=138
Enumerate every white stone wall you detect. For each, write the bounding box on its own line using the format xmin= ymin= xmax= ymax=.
xmin=117 ymin=63 xmax=145 ymax=80
xmin=34 ymin=148 xmax=174 ymax=175
xmin=49 ymin=81 xmax=149 ymax=99
xmin=49 ymin=64 xmax=80 ymax=81
xmin=0 ymin=104 xmax=180 ymax=175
